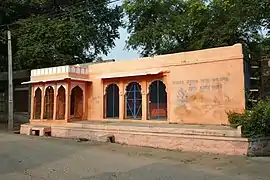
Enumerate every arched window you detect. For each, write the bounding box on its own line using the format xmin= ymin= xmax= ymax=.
xmin=44 ymin=86 xmax=54 ymax=119
xmin=34 ymin=88 xmax=42 ymax=119
xmin=105 ymin=84 xmax=119 ymax=118
xmin=125 ymin=82 xmax=142 ymax=120
xmin=148 ymin=80 xmax=167 ymax=120
xmin=57 ymin=86 xmax=66 ymax=120
xmin=70 ymin=86 xmax=83 ymax=119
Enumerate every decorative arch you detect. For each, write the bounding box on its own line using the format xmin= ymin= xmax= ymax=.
xmin=125 ymin=82 xmax=142 ymax=120
xmin=57 ymin=86 xmax=66 ymax=120
xmin=44 ymin=86 xmax=54 ymax=119
xmin=56 ymin=83 xmax=66 ymax=94
xmin=104 ymin=83 xmax=119 ymax=118
xmin=70 ymin=85 xmax=84 ymax=119
xmin=34 ymin=87 xmax=42 ymax=119
xmin=148 ymin=80 xmax=167 ymax=120
xmin=70 ymin=84 xmax=84 ymax=93
xmin=44 ymin=84 xmax=54 ymax=95
xmin=124 ymin=81 xmax=142 ymax=91
xmin=34 ymin=86 xmax=42 ymax=93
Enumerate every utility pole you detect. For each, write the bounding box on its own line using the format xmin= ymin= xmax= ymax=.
xmin=7 ymin=30 xmax=13 ymax=131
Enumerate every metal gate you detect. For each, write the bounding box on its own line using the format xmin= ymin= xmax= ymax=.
xmin=125 ymin=82 xmax=142 ymax=119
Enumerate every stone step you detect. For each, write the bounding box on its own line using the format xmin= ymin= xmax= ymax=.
xmin=49 ymin=125 xmax=247 ymax=156
xmin=65 ymin=123 xmax=241 ymax=138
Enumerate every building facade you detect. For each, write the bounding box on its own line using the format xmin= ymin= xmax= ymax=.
xmin=23 ymin=44 xmax=246 ymax=125
xmin=0 ymin=70 xmax=31 ymax=124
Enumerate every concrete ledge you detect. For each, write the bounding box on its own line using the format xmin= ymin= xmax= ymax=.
xmin=21 ymin=123 xmax=247 ymax=155
xmin=51 ymin=126 xmax=248 ymax=155
xmin=65 ymin=123 xmax=241 ymax=137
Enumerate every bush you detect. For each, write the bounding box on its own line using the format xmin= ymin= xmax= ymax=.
xmin=227 ymin=111 xmax=245 ymax=128
xmin=242 ymin=101 xmax=270 ymax=138
xmin=227 ymin=100 xmax=270 ymax=138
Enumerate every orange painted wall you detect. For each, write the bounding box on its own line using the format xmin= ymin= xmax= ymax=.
xmin=28 ymin=44 xmax=245 ymax=125
xmin=86 ymin=44 xmax=245 ymax=125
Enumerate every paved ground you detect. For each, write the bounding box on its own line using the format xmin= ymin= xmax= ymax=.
xmin=0 ymin=132 xmax=270 ymax=180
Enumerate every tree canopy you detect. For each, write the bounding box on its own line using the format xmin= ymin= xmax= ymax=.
xmin=1 ymin=0 xmax=270 ymax=71
xmin=123 ymin=0 xmax=270 ymax=57
xmin=0 ymin=0 xmax=123 ymax=70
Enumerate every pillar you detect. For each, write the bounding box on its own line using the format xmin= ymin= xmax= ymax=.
xmin=119 ymin=81 xmax=124 ymax=120
xmin=103 ymin=83 xmax=106 ymax=119
xmin=30 ymin=86 xmax=34 ymax=120
xmin=164 ymin=73 xmax=170 ymax=122
xmin=82 ymin=84 xmax=86 ymax=119
xmin=141 ymin=81 xmax=147 ymax=121
xmin=65 ymin=81 xmax=70 ymax=122
xmin=40 ymin=84 xmax=45 ymax=120
xmin=83 ymin=82 xmax=88 ymax=120
xmin=53 ymin=83 xmax=57 ymax=120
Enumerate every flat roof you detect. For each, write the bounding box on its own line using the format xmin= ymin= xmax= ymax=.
xmin=22 ymin=77 xmax=91 ymax=84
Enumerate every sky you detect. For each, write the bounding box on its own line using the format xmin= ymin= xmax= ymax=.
xmin=101 ymin=27 xmax=140 ymax=61
xmin=101 ymin=0 xmax=140 ymax=61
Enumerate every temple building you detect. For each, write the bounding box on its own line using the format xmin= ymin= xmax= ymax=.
xmin=22 ymin=44 xmax=246 ymax=125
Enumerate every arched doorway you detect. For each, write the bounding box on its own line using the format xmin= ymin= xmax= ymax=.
xmin=34 ymin=88 xmax=42 ymax=119
xmin=57 ymin=86 xmax=66 ymax=120
xmin=148 ymin=80 xmax=167 ymax=120
xmin=70 ymin=86 xmax=83 ymax=119
xmin=125 ymin=82 xmax=142 ymax=120
xmin=105 ymin=84 xmax=119 ymax=118
xmin=44 ymin=86 xmax=54 ymax=119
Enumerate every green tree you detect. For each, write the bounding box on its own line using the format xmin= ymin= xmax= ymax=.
xmin=13 ymin=0 xmax=123 ymax=69
xmin=123 ymin=0 xmax=270 ymax=57
xmin=1 ymin=0 xmax=123 ymax=70
xmin=0 ymin=0 xmax=36 ymax=71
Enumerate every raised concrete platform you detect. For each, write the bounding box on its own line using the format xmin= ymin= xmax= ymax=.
xmin=20 ymin=121 xmax=248 ymax=155
xmin=64 ymin=121 xmax=242 ymax=137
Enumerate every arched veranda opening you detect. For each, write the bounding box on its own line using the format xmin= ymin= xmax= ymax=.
xmin=105 ymin=84 xmax=119 ymax=118
xmin=34 ymin=87 xmax=42 ymax=119
xmin=57 ymin=86 xmax=66 ymax=120
xmin=44 ymin=86 xmax=54 ymax=120
xmin=70 ymin=86 xmax=83 ymax=120
xmin=125 ymin=82 xmax=142 ymax=120
xmin=148 ymin=80 xmax=167 ymax=120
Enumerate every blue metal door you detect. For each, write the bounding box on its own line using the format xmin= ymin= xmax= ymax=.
xmin=125 ymin=82 xmax=142 ymax=119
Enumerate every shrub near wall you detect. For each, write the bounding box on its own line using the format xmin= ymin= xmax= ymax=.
xmin=228 ymin=101 xmax=270 ymax=156
xmin=227 ymin=111 xmax=245 ymax=129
